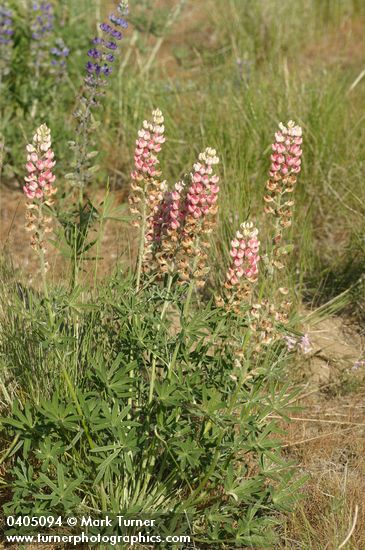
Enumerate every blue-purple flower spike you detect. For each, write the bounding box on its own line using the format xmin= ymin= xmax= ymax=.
xmin=70 ymin=2 xmax=129 ymax=194
xmin=0 ymin=5 xmax=14 ymax=78
xmin=31 ymin=2 xmax=54 ymax=40
xmin=50 ymin=37 xmax=70 ymax=80
xmin=84 ymin=0 xmax=129 ymax=96
xmin=30 ymin=1 xmax=54 ymax=71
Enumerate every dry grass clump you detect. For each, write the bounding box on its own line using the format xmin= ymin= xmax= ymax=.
xmin=280 ymin=391 xmax=365 ymax=549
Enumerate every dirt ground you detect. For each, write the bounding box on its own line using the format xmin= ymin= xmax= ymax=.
xmin=0 ymin=185 xmax=134 ymax=286
xmin=279 ymin=312 xmax=365 ymax=549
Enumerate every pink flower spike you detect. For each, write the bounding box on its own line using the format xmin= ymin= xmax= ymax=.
xmin=23 ymin=124 xmax=56 ymax=204
xmin=226 ymin=221 xmax=260 ymax=288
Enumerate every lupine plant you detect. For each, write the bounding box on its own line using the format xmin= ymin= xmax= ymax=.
xmin=130 ymin=110 xmax=221 ymax=298
xmin=129 ymin=112 xmax=303 ymax=357
xmin=29 ymin=2 xmax=54 ymax=75
xmin=264 ymin=120 xmax=303 ymax=273
xmin=0 ymin=3 xmax=308 ymax=548
xmin=56 ymin=1 xmax=129 ymax=290
xmin=3 ymin=109 xmax=306 ymax=547
xmin=68 ymin=0 xmax=129 ymax=200
xmin=22 ymin=124 xmax=56 ymax=301
xmin=0 ymin=2 xmax=364 ymax=547
xmin=0 ymin=0 xmax=71 ymax=137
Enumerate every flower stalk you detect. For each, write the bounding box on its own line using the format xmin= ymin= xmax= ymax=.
xmin=23 ymin=123 xmax=57 ymax=317
xmin=129 ymin=108 xmax=166 ymax=289
xmin=264 ymin=120 xmax=303 ymax=272
xmin=176 ymin=148 xmax=220 ymax=288
xmin=220 ymin=221 xmax=260 ymax=313
xmin=70 ymin=1 xmax=129 ymax=201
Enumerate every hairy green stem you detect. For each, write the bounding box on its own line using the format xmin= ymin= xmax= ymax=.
xmin=0 ymin=434 xmax=20 ymax=466
xmin=61 ymin=366 xmax=95 ymax=450
xmin=149 ymin=274 xmax=173 ymax=403
xmin=148 ymin=357 xmax=157 ymax=405
xmin=167 ymin=339 xmax=180 ymax=381
xmin=168 ymin=250 xmax=200 ymax=379
xmin=37 ymin=203 xmax=53 ymax=323
xmin=183 ymin=280 xmax=194 ymax=318
xmin=75 ymin=98 xmax=93 ymax=207
xmin=183 ymin=240 xmax=200 ymax=318
xmin=78 ymin=185 xmax=84 ymax=207
xmin=136 ymin=197 xmax=147 ymax=292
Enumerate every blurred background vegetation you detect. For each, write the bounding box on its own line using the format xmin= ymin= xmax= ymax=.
xmin=1 ymin=0 xmax=364 ymax=314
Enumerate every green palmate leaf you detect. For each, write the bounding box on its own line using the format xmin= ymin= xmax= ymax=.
xmin=93 ymin=447 xmax=123 ymax=485
xmin=35 ymin=440 xmax=65 ymax=471
xmin=271 ymin=473 xmax=309 ymax=510
xmin=172 ymin=439 xmax=203 ymax=469
xmin=38 ymin=396 xmax=81 ymax=431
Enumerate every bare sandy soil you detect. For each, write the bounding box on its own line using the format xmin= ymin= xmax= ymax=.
xmin=0 ymin=185 xmax=133 ymax=287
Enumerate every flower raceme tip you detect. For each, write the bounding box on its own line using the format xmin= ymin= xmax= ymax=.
xmin=84 ymin=1 xmax=128 ymax=91
xmin=23 ymin=124 xmax=56 ymax=201
xmin=131 ymin=109 xmax=166 ymax=182
xmin=226 ymin=222 xmax=260 ymax=287
xmin=22 ymin=124 xmax=56 ymax=264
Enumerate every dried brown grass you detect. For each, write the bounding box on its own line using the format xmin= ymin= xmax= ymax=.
xmin=279 ymin=391 xmax=365 ymax=549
